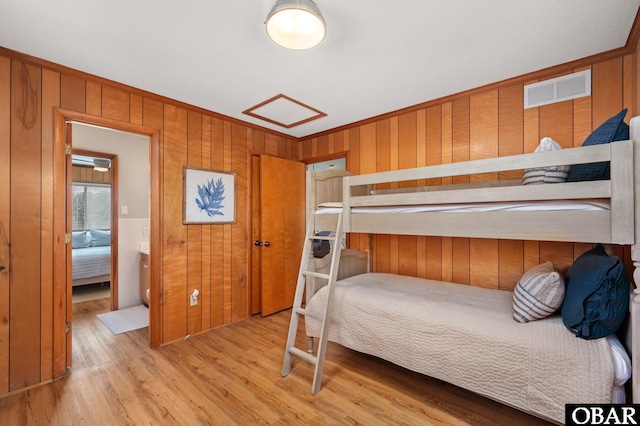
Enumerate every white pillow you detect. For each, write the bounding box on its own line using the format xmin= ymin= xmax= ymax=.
xmin=513 ymin=261 xmax=565 ymax=322
xmin=607 ymin=335 xmax=632 ymax=387
xmin=522 ymin=137 xmax=570 ymax=185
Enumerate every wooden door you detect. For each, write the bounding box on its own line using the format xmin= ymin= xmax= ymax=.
xmin=65 ymin=122 xmax=73 ymax=368
xmin=259 ymin=155 xmax=305 ymax=316
xmin=250 ymin=156 xmax=261 ymax=314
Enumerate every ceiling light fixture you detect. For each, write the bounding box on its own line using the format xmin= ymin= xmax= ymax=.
xmin=93 ymin=158 xmax=110 ymax=172
xmin=265 ymin=0 xmax=326 ymax=50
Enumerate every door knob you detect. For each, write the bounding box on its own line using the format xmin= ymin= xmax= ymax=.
xmin=254 ymin=240 xmax=262 ymax=246
xmin=264 ymin=241 xmax=270 ymax=247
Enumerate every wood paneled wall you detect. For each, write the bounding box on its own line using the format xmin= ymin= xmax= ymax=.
xmin=300 ymin=53 xmax=638 ymax=291
xmin=72 ymin=165 xmax=111 ymax=184
xmin=0 ymin=49 xmax=298 ymax=396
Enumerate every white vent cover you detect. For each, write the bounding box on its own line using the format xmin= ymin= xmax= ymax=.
xmin=524 ymin=69 xmax=591 ymax=109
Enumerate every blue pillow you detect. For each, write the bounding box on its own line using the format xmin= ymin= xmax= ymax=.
xmin=89 ymin=229 xmax=111 ymax=247
xmin=566 ymin=108 xmax=629 ymax=182
xmin=72 ymin=231 xmax=88 ymax=249
xmin=561 ymin=244 xmax=629 ymax=339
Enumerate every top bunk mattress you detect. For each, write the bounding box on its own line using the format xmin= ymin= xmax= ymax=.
xmin=315 ymin=199 xmax=609 ymax=214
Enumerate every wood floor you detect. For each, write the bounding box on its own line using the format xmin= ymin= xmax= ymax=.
xmin=0 ymin=298 xmax=553 ymax=425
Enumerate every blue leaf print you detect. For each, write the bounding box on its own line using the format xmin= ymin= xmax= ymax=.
xmin=195 ymin=177 xmax=225 ymax=217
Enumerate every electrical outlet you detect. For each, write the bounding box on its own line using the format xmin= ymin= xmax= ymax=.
xmin=190 ymin=289 xmax=199 ymax=306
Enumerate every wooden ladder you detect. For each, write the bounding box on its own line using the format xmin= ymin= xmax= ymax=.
xmin=281 ymin=211 xmax=343 ymax=394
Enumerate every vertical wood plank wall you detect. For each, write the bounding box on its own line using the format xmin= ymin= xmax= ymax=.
xmin=71 ymin=165 xmax=111 ymax=184
xmin=0 ymin=49 xmax=298 ymax=396
xmin=300 ymin=52 xmax=638 ymax=291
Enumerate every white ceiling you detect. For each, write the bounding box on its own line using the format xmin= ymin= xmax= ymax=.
xmin=1 ymin=1 xmax=639 ymax=138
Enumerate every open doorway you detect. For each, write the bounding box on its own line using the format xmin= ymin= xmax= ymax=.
xmin=306 ymin=156 xmax=346 ymax=172
xmin=70 ymin=151 xmax=116 ymax=308
xmin=66 ymin=121 xmax=151 ymax=360
xmin=53 ymin=108 xmax=162 ymax=371
xmin=70 ymin=123 xmax=150 ymax=312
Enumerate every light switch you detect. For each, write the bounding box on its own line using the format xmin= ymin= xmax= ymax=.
xmin=120 ymin=206 xmax=128 ymax=215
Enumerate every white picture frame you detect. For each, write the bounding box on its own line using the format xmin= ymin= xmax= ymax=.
xmin=183 ymin=167 xmax=236 ymax=224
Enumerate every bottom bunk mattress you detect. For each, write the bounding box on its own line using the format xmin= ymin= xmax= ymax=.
xmin=304 ymin=272 xmax=629 ymax=423
xmin=72 ymin=246 xmax=111 ymax=282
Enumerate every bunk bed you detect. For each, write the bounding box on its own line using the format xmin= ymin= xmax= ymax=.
xmin=286 ymin=113 xmax=640 ymax=424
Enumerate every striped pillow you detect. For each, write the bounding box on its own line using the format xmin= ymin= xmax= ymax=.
xmin=522 ymin=137 xmax=570 ymax=185
xmin=513 ymin=262 xmax=565 ymax=323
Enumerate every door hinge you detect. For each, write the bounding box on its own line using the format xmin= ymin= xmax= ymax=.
xmin=65 ymin=143 xmax=71 ymax=155
xmin=65 ymin=233 xmax=71 ymax=244
xmin=66 ymin=322 xmax=71 ymax=333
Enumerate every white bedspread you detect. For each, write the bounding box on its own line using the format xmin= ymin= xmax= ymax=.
xmin=304 ymin=273 xmax=616 ymax=423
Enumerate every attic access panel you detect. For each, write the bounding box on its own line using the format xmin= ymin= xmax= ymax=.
xmin=243 ymin=94 xmax=326 ymax=129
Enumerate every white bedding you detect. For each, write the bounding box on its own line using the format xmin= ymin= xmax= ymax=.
xmin=72 ymin=246 xmax=111 ymax=281
xmin=304 ymin=273 xmax=629 ymax=424
xmin=316 ymin=200 xmax=609 ymax=214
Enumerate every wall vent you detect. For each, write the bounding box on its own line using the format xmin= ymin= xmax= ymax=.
xmin=524 ymin=69 xmax=591 ymax=109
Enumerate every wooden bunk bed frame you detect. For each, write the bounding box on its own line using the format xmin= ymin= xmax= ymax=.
xmin=341 ymin=140 xmax=634 ymax=243
xmin=283 ymin=116 xmax=640 ymax=421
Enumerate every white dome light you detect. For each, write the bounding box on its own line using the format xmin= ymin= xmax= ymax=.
xmin=265 ymin=0 xmax=326 ymax=50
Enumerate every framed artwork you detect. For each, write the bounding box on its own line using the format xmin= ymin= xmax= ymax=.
xmin=183 ymin=167 xmax=236 ymax=224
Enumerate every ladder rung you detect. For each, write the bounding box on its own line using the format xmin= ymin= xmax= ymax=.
xmin=302 ymin=271 xmax=330 ymax=280
xmin=295 ymin=307 xmax=307 ymax=316
xmin=308 ymin=235 xmax=336 ymax=241
xmin=288 ymin=346 xmax=317 ymax=364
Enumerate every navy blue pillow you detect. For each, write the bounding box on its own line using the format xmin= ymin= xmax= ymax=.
xmin=561 ymin=244 xmax=629 ymax=340
xmin=566 ymin=108 xmax=629 ymax=182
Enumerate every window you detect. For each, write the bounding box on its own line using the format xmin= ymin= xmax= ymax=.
xmin=72 ymin=183 xmax=111 ymax=231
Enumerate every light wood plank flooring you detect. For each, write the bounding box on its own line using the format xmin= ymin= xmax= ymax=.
xmin=0 ymin=298 xmax=552 ymax=425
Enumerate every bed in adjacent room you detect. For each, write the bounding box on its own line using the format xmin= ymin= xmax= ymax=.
xmin=72 ymin=229 xmax=111 ymax=287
